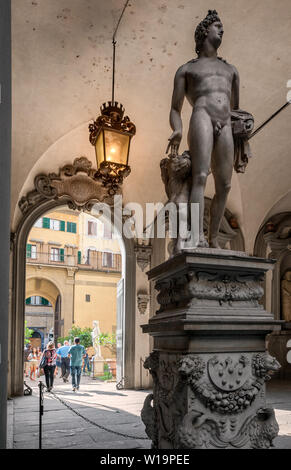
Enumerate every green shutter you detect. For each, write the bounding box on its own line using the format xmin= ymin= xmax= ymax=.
xmin=26 ymin=244 xmax=32 ymax=258
xmin=43 ymin=217 xmax=50 ymax=229
xmin=60 ymin=220 xmax=65 ymax=232
xmin=25 ymin=297 xmax=31 ymax=305
xmin=67 ymin=222 xmax=76 ymax=233
xmin=60 ymin=248 xmax=64 ymax=262
xmin=41 ymin=297 xmax=49 ymax=306
xmin=78 ymin=251 xmax=81 ymax=264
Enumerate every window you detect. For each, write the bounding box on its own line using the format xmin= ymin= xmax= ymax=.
xmin=78 ymin=251 xmax=82 ymax=264
xmin=26 ymin=244 xmax=37 ymax=259
xmin=85 ymin=294 xmax=91 ymax=302
xmin=31 ymin=245 xmax=37 ymax=259
xmin=102 ymin=251 xmax=113 ymax=268
xmin=50 ymin=247 xmax=64 ymax=262
xmin=88 ymin=221 xmax=97 ymax=236
xmin=67 ymin=222 xmax=77 ymax=233
xmin=42 ymin=217 xmax=65 ymax=231
xmin=26 ymin=296 xmax=51 ymax=306
xmin=33 ymin=218 xmax=42 ymax=228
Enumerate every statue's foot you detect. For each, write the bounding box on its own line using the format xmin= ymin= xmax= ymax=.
xmin=209 ymin=237 xmax=221 ymax=249
xmin=197 ymin=236 xmax=209 ymax=248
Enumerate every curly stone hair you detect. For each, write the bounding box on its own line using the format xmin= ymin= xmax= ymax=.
xmin=194 ymin=10 xmax=221 ymax=55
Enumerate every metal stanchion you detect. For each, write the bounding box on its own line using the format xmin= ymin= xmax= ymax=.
xmin=38 ymin=381 xmax=44 ymax=449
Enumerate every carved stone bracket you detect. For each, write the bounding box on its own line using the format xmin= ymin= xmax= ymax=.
xmin=18 ymin=157 xmax=115 ymax=215
xmin=135 ymin=243 xmax=152 ymax=272
xmin=137 ymin=293 xmax=150 ymax=315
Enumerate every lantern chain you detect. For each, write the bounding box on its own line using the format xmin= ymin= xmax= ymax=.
xmin=111 ymin=0 xmax=131 ymax=104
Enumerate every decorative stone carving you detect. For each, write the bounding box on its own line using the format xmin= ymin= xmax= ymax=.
xmin=281 ymin=271 xmax=291 ymax=322
xmin=178 ymin=407 xmax=279 ymax=449
xmin=141 ymin=251 xmax=281 ymax=449
xmin=141 ymin=350 xmax=280 ymax=449
xmin=135 ymin=242 xmax=152 ymax=272
xmin=18 ymin=157 xmax=114 ymax=215
xmin=155 ymin=269 xmax=265 ymax=312
xmin=137 ymin=293 xmax=150 ymax=315
xmin=179 ymin=353 xmax=280 ymax=416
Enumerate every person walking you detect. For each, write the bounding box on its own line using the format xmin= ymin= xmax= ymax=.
xmin=55 ymin=342 xmax=62 ymax=377
xmin=24 ymin=344 xmax=32 ymax=378
xmin=40 ymin=341 xmax=57 ymax=392
xmin=36 ymin=347 xmax=42 ymax=378
xmin=82 ymin=348 xmax=91 ymax=374
xmin=57 ymin=340 xmax=70 ymax=383
xmin=28 ymin=347 xmax=39 ymax=381
xmin=68 ymin=337 xmax=86 ymax=392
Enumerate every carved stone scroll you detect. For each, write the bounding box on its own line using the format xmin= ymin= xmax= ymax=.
xmin=18 ymin=157 xmax=115 ymax=215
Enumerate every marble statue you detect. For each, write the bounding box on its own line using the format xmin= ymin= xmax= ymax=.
xmin=165 ymin=10 xmax=253 ymax=251
xmin=91 ymin=320 xmax=102 ymax=358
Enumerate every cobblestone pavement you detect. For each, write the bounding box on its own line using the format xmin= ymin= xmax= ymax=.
xmin=7 ymin=375 xmax=291 ymax=449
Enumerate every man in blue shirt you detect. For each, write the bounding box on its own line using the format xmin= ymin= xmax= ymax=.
xmin=68 ymin=337 xmax=86 ymax=391
xmin=57 ymin=340 xmax=70 ymax=383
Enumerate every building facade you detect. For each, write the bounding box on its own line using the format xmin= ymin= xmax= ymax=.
xmin=25 ymin=208 xmax=122 ymax=359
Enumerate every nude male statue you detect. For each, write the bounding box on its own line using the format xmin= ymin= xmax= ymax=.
xmin=168 ymin=10 xmax=241 ymax=249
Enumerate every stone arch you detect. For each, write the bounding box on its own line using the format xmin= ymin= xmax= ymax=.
xmin=25 ymin=277 xmax=62 ymax=309
xmin=254 ymin=210 xmax=291 ymax=380
xmin=9 ymin=158 xmax=136 ymax=396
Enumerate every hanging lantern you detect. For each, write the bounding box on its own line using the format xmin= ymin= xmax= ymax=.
xmin=89 ymin=1 xmax=135 ymax=196
xmin=89 ymin=101 xmax=136 ymax=195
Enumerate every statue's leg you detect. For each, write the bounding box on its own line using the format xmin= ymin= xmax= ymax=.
xmin=188 ymin=110 xmax=213 ymax=247
xmin=209 ymin=124 xmax=234 ymax=248
xmin=173 ymin=183 xmax=191 ymax=254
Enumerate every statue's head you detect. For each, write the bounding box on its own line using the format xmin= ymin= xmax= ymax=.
xmin=194 ymin=10 xmax=223 ymax=55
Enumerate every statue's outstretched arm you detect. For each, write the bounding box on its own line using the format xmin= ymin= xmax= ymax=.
xmin=167 ymin=66 xmax=186 ymax=155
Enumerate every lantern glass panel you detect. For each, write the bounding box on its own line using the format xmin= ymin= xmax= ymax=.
xmin=95 ymin=130 xmax=105 ymax=168
xmin=104 ymin=129 xmax=130 ymax=166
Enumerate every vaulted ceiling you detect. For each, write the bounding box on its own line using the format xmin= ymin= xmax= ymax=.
xmin=12 ymin=0 xmax=291 ymax=251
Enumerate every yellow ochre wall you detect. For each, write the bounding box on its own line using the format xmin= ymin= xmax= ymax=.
xmin=26 ymin=208 xmax=122 ymax=359
xmin=74 ymin=270 xmax=120 ymax=359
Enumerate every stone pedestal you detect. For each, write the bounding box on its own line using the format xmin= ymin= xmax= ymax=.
xmin=92 ymin=357 xmax=104 ymax=377
xmin=141 ymin=249 xmax=282 ymax=449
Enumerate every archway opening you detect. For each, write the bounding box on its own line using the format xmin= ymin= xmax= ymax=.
xmin=20 ymin=203 xmax=129 ymax=393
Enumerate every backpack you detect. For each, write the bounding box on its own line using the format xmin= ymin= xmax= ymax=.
xmin=39 ymin=354 xmax=46 ymax=368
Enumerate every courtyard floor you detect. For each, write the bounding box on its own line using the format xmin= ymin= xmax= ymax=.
xmin=6 ymin=374 xmax=291 ymax=449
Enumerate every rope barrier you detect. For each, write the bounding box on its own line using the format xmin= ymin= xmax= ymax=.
xmin=50 ymin=389 xmax=149 ymax=441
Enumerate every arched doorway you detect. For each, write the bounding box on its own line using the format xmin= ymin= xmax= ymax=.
xmin=9 ymin=160 xmax=136 ymax=397
xmin=25 ymin=277 xmax=61 ymax=349
xmin=254 ymin=211 xmax=291 ymax=379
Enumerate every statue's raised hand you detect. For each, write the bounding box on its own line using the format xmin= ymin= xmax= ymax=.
xmin=166 ymin=130 xmax=182 ymax=156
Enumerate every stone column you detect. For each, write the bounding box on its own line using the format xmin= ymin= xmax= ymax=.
xmin=141 ymin=249 xmax=282 ymax=449
xmin=0 ymin=0 xmax=11 ymax=449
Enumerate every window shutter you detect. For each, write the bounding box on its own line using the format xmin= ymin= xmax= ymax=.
xmin=41 ymin=297 xmax=49 ymax=306
xmin=26 ymin=244 xmax=32 ymax=258
xmin=25 ymin=297 xmax=31 ymax=305
xmin=43 ymin=217 xmax=50 ymax=229
xmin=60 ymin=248 xmax=64 ymax=262
xmin=78 ymin=251 xmax=81 ymax=264
xmin=60 ymin=220 xmax=65 ymax=232
xmin=72 ymin=223 xmax=77 ymax=234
